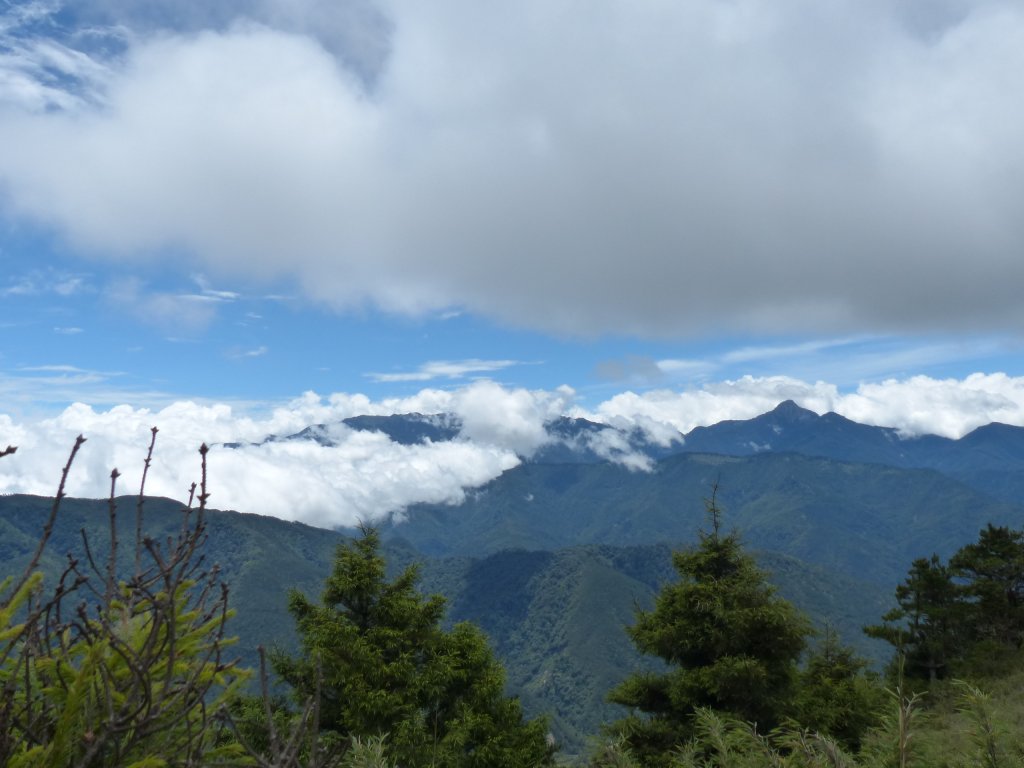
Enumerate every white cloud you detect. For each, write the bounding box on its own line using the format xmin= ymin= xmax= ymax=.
xmin=5 ymin=375 xmax=1024 ymax=527
xmin=368 ymin=358 xmax=522 ymax=383
xmin=580 ymin=428 xmax=653 ymax=472
xmin=721 ymin=337 xmax=871 ymax=365
xmin=448 ymin=380 xmax=571 ymax=457
xmin=838 ymin=373 xmax=1024 ymax=438
xmin=107 ymin=277 xmax=220 ymax=333
xmin=226 ymin=345 xmax=268 ymax=359
xmin=0 ymin=268 xmax=90 ymax=298
xmin=0 ymin=392 xmax=525 ymax=528
xmin=191 ymin=273 xmax=241 ymax=301
xmin=583 ymin=377 xmax=841 ymax=440
xmin=580 ymin=373 xmax=1024 ymax=440
xmin=1 ymin=4 xmax=1024 ymax=336
xmin=0 ymin=380 xmax=573 ymax=526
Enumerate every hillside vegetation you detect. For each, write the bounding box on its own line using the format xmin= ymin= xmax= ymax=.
xmin=5 ymin=404 xmax=1024 ymax=765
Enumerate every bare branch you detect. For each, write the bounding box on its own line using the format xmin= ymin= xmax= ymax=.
xmin=136 ymin=426 xmax=158 ymax=579
xmin=8 ymin=435 xmax=85 ymax=605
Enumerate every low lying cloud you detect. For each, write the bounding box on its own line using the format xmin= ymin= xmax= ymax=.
xmin=0 ymin=396 xmax=522 ymax=528
xmin=3 ymin=375 xmax=1024 ymax=528
xmin=583 ymin=373 xmax=1024 ymax=440
xmin=0 ymin=380 xmax=567 ymax=527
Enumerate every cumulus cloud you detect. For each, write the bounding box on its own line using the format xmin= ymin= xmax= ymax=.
xmin=1 ymin=2 xmax=1024 ymax=336
xmin=447 ymin=380 xmax=572 ymax=457
xmin=838 ymin=373 xmax=1024 ymax=438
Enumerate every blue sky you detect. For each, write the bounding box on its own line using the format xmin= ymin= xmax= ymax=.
xmin=2 ymin=208 xmax=1021 ymax=414
xmin=3 ymin=0 xmax=1024 ymax=521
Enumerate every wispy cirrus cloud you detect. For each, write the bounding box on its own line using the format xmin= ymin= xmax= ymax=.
xmin=0 ymin=268 xmax=90 ymax=298
xmin=368 ymin=358 xmax=524 ymax=383
xmin=18 ymin=364 xmax=101 ymax=374
xmin=0 ymin=1 xmax=114 ymax=112
xmin=226 ymin=345 xmax=268 ymax=360
xmin=106 ymin=277 xmax=222 ymax=334
xmin=721 ymin=337 xmax=873 ymax=364
xmin=0 ymin=363 xmax=185 ymax=418
xmin=592 ymin=334 xmax=1019 ymax=392
xmin=190 ymin=273 xmax=240 ymax=301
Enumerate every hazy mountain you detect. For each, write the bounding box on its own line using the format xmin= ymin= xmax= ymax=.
xmin=376 ymin=450 xmax=1022 ymax=589
xmin=677 ymin=401 xmax=1024 ymax=502
xmin=251 ymin=402 xmax=1024 ymax=502
xmin=224 ymin=412 xmax=462 ymax=449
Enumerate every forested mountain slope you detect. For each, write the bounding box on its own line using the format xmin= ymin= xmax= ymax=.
xmin=4 ymin=404 xmax=1022 ymax=753
xmin=377 ymin=451 xmax=1023 ymax=586
xmin=0 ymin=492 xmax=888 ymax=752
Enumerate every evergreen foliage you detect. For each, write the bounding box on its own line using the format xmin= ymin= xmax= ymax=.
xmin=271 ymin=527 xmax=555 ymax=768
xmin=950 ymin=524 xmax=1024 ymax=649
xmin=865 ymin=555 xmax=966 ymax=681
xmin=607 ymin=491 xmax=811 ymax=766
xmin=792 ymin=627 xmax=884 ymax=751
xmin=866 ymin=523 xmax=1024 ymax=681
xmin=592 ymin=671 xmax=1024 ymax=768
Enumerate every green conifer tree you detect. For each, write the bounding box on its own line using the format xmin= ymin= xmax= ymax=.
xmin=272 ymin=527 xmax=554 ymax=768
xmin=950 ymin=524 xmax=1024 ymax=650
xmin=865 ymin=554 xmax=967 ymax=681
xmin=793 ymin=625 xmax=884 ymax=750
xmin=606 ymin=491 xmax=810 ymax=766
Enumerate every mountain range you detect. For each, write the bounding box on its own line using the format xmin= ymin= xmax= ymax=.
xmin=5 ymin=401 xmax=1024 ymax=753
xmin=267 ymin=400 xmax=1024 ymax=503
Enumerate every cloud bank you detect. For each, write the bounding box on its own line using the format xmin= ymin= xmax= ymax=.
xmin=3 ymin=375 xmax=1024 ymax=528
xmin=2 ymin=1 xmax=1024 ymax=336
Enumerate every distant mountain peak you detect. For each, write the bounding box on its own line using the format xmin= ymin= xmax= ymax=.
xmin=342 ymin=413 xmax=462 ymax=446
xmin=768 ymin=400 xmax=818 ymax=421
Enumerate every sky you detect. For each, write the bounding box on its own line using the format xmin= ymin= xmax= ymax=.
xmin=2 ymin=0 xmax=1024 ymax=526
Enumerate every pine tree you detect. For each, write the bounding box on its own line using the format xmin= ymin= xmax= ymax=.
xmin=271 ymin=527 xmax=554 ymax=768
xmin=865 ymin=554 xmax=968 ymax=682
xmin=606 ymin=491 xmax=810 ymax=766
xmin=950 ymin=524 xmax=1024 ymax=650
xmin=793 ymin=625 xmax=884 ymax=750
